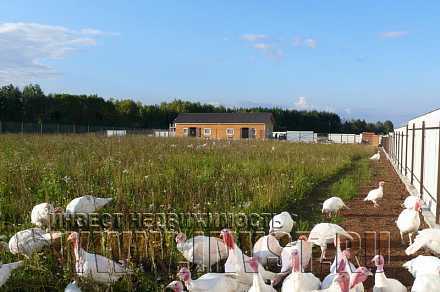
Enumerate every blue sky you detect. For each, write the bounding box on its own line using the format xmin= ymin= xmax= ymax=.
xmin=1 ymin=1 xmax=439 ymax=125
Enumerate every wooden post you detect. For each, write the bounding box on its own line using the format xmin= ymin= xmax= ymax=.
xmin=405 ymin=125 xmax=409 ymax=176
xmin=437 ymin=122 xmax=440 ymax=224
xmin=420 ymin=121 xmax=426 ymax=195
xmin=411 ymin=123 xmax=416 ymax=184
xmin=400 ymin=131 xmax=404 ymax=173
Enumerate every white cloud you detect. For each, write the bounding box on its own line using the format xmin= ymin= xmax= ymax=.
xmin=304 ymin=38 xmax=317 ymax=48
xmin=294 ymin=96 xmax=310 ymax=110
xmin=0 ymin=22 xmax=116 ymax=84
xmin=292 ymin=36 xmax=317 ymax=48
xmin=292 ymin=36 xmax=303 ymax=47
xmin=380 ymin=31 xmax=409 ymax=38
xmin=253 ymin=43 xmax=272 ymax=50
xmin=252 ymin=43 xmax=283 ymax=61
xmin=241 ymin=34 xmax=269 ymax=42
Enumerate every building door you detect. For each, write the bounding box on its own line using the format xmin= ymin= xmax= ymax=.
xmin=188 ymin=127 xmax=197 ymax=137
xmin=241 ymin=127 xmax=249 ymax=139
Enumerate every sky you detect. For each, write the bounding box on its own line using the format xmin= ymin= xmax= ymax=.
xmin=0 ymin=1 xmax=439 ymax=126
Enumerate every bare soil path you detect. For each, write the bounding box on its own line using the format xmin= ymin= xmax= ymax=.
xmin=338 ymin=149 xmax=427 ymax=290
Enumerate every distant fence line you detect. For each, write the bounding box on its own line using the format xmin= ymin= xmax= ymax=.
xmin=383 ymin=108 xmax=440 ymax=223
xmin=0 ymin=121 xmax=167 ymax=136
xmin=272 ymin=131 xmax=364 ymax=144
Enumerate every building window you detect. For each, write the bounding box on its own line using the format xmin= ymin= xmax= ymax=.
xmin=183 ymin=128 xmax=188 ymax=136
xmin=226 ymin=128 xmax=234 ymax=136
xmin=250 ymin=128 xmax=256 ymax=138
xmin=204 ymin=128 xmax=212 ymax=136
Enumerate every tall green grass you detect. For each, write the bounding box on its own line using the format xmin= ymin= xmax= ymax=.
xmin=0 ymin=135 xmax=374 ymax=290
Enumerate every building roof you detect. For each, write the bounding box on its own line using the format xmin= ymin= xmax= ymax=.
xmin=173 ymin=112 xmax=273 ymax=124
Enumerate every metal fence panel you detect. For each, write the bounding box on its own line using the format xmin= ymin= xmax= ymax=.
xmin=387 ymin=109 xmax=440 ymax=221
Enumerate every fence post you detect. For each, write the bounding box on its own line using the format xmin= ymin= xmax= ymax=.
xmin=391 ymin=132 xmax=396 ymax=160
xmin=405 ymin=125 xmax=409 ymax=176
xmin=411 ymin=123 xmax=416 ymax=184
xmin=392 ymin=134 xmax=394 ymax=155
xmin=420 ymin=121 xmax=426 ymax=195
xmin=0 ymin=120 xmax=2 ymax=133
xmin=40 ymin=122 xmax=43 ymax=135
xmin=21 ymin=121 xmax=24 ymax=134
xmin=436 ymin=122 xmax=440 ymax=224
xmin=398 ymin=132 xmax=401 ymax=167
xmin=400 ymin=131 xmax=404 ymax=173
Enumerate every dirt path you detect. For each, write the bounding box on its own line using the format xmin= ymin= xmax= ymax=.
xmin=338 ymin=149 xmax=426 ymax=290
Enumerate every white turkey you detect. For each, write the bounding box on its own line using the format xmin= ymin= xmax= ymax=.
xmin=403 ymin=255 xmax=440 ymax=278
xmin=65 ymin=195 xmax=113 ymax=215
xmin=31 ymin=202 xmax=62 ymax=229
xmin=308 ymin=223 xmax=353 ymax=261
xmin=247 ymin=257 xmax=277 ymax=292
xmin=220 ymin=229 xmax=276 ymax=286
xmin=396 ymin=200 xmax=421 ymax=245
xmin=329 ymin=238 xmax=356 ymax=274
xmin=281 ymin=249 xmax=321 ymax=292
xmin=411 ymin=274 xmax=440 ymax=291
xmin=269 ymin=212 xmax=294 ymax=238
xmin=166 ymin=281 xmax=185 ymax=292
xmin=406 ymin=228 xmax=440 ymax=255
xmin=322 ymin=197 xmax=349 ymax=217
xmin=364 ymin=182 xmax=385 ymax=207
xmin=0 ymin=261 xmax=23 ymax=287
xmin=67 ymin=232 xmax=130 ymax=284
xmin=281 ymin=235 xmax=312 ymax=273
xmin=252 ymin=234 xmax=283 ymax=267
xmin=322 ymin=248 xmax=360 ymax=290
xmin=402 ymin=196 xmax=422 ymax=210
xmin=65 ymin=281 xmax=82 ymax=292
xmin=322 ymin=265 xmax=372 ymax=292
xmin=371 ymin=255 xmax=406 ymax=292
xmin=178 ymin=266 xmax=247 ymax=292
xmin=175 ymin=232 xmax=228 ymax=268
xmin=8 ymin=228 xmax=61 ymax=257
xmin=315 ymin=272 xmax=351 ymax=292
xmin=349 ymin=266 xmax=373 ymax=291
xmin=370 ymin=151 xmax=380 ymax=161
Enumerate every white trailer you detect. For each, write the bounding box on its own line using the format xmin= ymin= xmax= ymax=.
xmin=106 ymin=130 xmax=127 ymax=137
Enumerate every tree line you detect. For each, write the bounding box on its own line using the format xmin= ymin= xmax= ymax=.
xmin=0 ymin=84 xmax=393 ymax=133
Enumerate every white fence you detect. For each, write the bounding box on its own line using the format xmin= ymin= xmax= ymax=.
xmin=328 ymin=133 xmax=361 ymax=144
xmin=272 ymin=131 xmax=362 ymax=144
xmin=384 ymin=108 xmax=440 ymax=222
xmin=106 ymin=130 xmax=127 ymax=137
xmin=286 ymin=131 xmax=316 ymax=143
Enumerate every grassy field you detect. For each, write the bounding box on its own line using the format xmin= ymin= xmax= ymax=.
xmin=0 ymin=135 xmax=374 ymax=291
